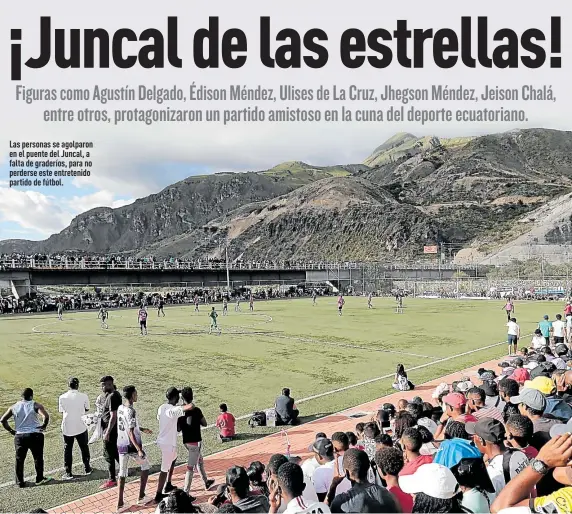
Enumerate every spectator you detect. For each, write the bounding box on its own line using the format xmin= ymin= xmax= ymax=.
xmin=362 ymin=423 xmax=380 ymax=461
xmin=531 ymin=328 xmax=546 ymax=350
xmin=417 ymin=426 xmax=439 ymax=456
xmin=482 ymin=380 xmax=506 ymax=411
xmin=466 ymin=418 xmax=528 ymax=498
xmin=527 ymin=376 xmax=572 ymax=420
xmin=553 ymin=314 xmax=566 ymax=346
xmin=399 ymin=428 xmax=434 ymax=476
xmin=405 ymin=403 xmax=423 ymax=422
xmin=511 ymin=387 xmax=563 ymax=450
xmin=331 ymin=432 xmax=349 ymax=457
xmin=510 ymin=358 xmax=531 ymax=385
xmin=393 ymin=412 xmax=416 ymax=442
xmin=374 ymin=433 xmax=393 ymax=450
xmin=216 ymin=404 xmax=236 ymax=442
xmin=374 ymin=447 xmax=413 ymax=513
xmin=0 ymin=388 xmax=52 ymax=487
xmin=275 ymin=388 xmax=299 ymax=426
xmin=99 ymin=375 xmax=122 ymax=489
xmin=310 ymin=438 xmax=351 ymax=502
xmin=444 ymin=420 xmax=470 ymax=440
xmin=270 ymin=453 xmax=319 ymax=505
xmin=393 ymin=364 xmax=414 ymax=391
xmin=326 ymin=449 xmax=399 ymax=512
xmin=268 ymin=462 xmax=330 ymax=514
xmin=397 ymin=399 xmax=409 ymax=412
xmin=246 ymin=461 xmax=268 ymax=497
xmin=399 ymin=463 xmax=463 ymax=513
xmin=225 ymin=466 xmax=270 ymax=513
xmin=345 ymin=431 xmax=358 ymax=448
xmin=301 ymin=435 xmax=323 ymax=481
xmin=499 ymin=378 xmax=520 ymax=421
xmin=58 ymin=377 xmax=91 ymax=480
xmin=157 ymin=489 xmax=198 ymax=513
xmin=538 ymin=315 xmax=553 ymax=346
xmin=505 ymin=414 xmax=539 ymax=459
xmin=466 ymin=387 xmax=505 ymax=423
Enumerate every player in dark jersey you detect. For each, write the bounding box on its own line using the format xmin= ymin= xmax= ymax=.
xmin=194 ymin=295 xmax=200 ymax=314
xmin=98 ymin=305 xmax=109 ymax=329
xmin=157 ymin=297 xmax=165 ymax=317
xmin=222 ymin=297 xmax=228 ymax=316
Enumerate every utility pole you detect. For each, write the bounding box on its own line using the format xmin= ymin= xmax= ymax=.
xmin=225 ymin=245 xmax=230 ymax=291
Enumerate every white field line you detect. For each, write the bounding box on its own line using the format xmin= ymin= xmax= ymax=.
xmin=0 ymin=332 xmax=520 ymax=490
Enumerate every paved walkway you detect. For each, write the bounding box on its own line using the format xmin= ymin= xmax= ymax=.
xmin=50 ymin=357 xmax=501 ymax=513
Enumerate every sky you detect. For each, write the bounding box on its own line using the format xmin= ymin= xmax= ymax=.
xmin=0 ymin=0 xmax=571 ymax=242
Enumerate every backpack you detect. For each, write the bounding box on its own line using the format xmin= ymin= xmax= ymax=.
xmin=502 ymin=449 xmax=519 ymax=484
xmin=248 ymin=411 xmax=267 ymax=428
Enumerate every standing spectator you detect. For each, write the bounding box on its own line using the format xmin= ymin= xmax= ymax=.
xmin=216 ymin=403 xmax=236 ymax=442
xmin=466 ymin=387 xmax=505 ymax=423
xmin=553 ymin=314 xmax=566 ymax=346
xmin=0 ymin=388 xmax=53 ymax=487
xmin=507 ymin=317 xmax=520 ymax=356
xmin=58 ymin=377 xmax=91 ymax=480
xmin=99 ymin=376 xmax=122 ymax=489
xmin=399 ymin=428 xmax=433 ymax=476
xmin=311 ymin=438 xmax=351 ymax=501
xmin=538 ymin=315 xmax=553 ymax=346
xmin=510 ymin=358 xmax=530 ymax=386
xmin=275 ymin=388 xmax=299 ymax=426
xmin=374 ymin=447 xmax=413 ymax=513
xmin=505 ymin=414 xmax=539 ymax=459
xmin=177 ymin=387 xmax=215 ymax=500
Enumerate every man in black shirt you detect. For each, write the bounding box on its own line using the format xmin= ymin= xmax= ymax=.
xmin=100 ymin=376 xmax=122 ymax=489
xmin=326 ymin=449 xmax=399 ymax=513
xmin=275 ymin=388 xmax=299 ymax=426
xmin=177 ymin=387 xmax=214 ymax=501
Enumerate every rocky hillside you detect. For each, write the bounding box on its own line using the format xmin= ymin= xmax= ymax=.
xmin=1 ymin=129 xmax=571 ymax=262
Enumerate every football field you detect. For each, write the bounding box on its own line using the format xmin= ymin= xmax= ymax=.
xmin=0 ymin=296 xmax=553 ymax=511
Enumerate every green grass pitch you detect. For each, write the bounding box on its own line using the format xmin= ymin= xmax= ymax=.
xmin=0 ymin=297 xmax=554 ymax=511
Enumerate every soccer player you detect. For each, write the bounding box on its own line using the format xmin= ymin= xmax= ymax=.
xmin=116 ymin=386 xmax=152 ymax=510
xmin=98 ymin=305 xmax=109 ymax=329
xmin=209 ymin=307 xmax=221 ymax=335
xmin=57 ymin=299 xmax=64 ymax=321
xmin=235 ymin=297 xmax=241 ymax=312
xmin=249 ymin=295 xmax=254 ymax=312
xmin=194 ymin=295 xmax=200 ymax=314
xmin=396 ymin=295 xmax=404 ymax=314
xmin=502 ymin=298 xmax=514 ymax=321
xmin=312 ymin=291 xmax=317 ymax=306
xmin=368 ymin=292 xmax=373 ymax=309
xmin=138 ymin=305 xmax=148 ymax=336
xmin=222 ymin=297 xmax=228 ymax=316
xmin=337 ymin=294 xmax=345 ymax=316
xmin=157 ymin=297 xmax=165 ymax=317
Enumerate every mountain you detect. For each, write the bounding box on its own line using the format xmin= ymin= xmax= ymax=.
xmin=1 ymin=129 xmax=571 ymax=263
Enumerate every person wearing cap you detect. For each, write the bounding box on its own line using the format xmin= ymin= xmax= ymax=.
xmin=301 ymin=433 xmax=327 ymax=481
xmin=399 ymin=462 xmax=463 ymax=512
xmin=510 ymin=358 xmax=531 ymax=385
xmin=482 ymin=380 xmax=506 ymax=411
xmin=224 ymin=466 xmax=270 ymax=513
xmin=530 ymin=373 xmax=572 ymax=421
xmin=507 ymin=317 xmax=520 ymax=356
xmin=511 ymin=387 xmax=563 ymax=450
xmin=553 ymin=314 xmax=566 ymax=346
xmin=466 ymin=418 xmax=528 ymax=498
xmin=433 ymin=438 xmax=495 ymax=513
xmin=268 ymin=461 xmax=329 ymax=514
xmin=552 ymin=345 xmax=569 ymax=370
xmin=58 ymin=377 xmax=91 ymax=480
xmin=399 ymin=427 xmax=434 ymax=476
xmin=325 ymin=449 xmax=399 ymax=513
xmin=153 ymin=387 xmax=197 ymax=505
xmin=0 ymin=388 xmax=53 ymax=487
xmin=434 ymin=392 xmax=477 ymax=441
xmin=99 ymin=375 xmax=122 ymax=489
xmin=466 ymin=387 xmax=505 ymax=423
xmin=490 ymin=433 xmax=572 ymax=513
xmin=310 ymin=438 xmax=351 ymax=502
xmin=531 ymin=329 xmax=546 ymax=351
xmin=538 ymin=315 xmax=553 ymax=347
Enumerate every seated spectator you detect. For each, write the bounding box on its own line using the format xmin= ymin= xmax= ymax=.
xmin=157 ymin=489 xmax=198 ymax=513
xmin=444 ymin=420 xmax=470 ymax=440
xmin=499 ymin=378 xmax=520 ymax=421
xmin=381 ymin=403 xmax=396 ymax=420
xmin=393 ymin=412 xmax=416 ymax=449
xmin=268 ymin=462 xmax=330 ymax=514
xmin=362 ymin=422 xmax=380 ymax=461
xmin=466 ymin=418 xmax=528 ymax=498
xmin=246 ymin=461 xmax=268 ymax=496
xmin=301 ymin=435 xmax=326 ymax=481
xmin=432 ymin=382 xmax=449 ymax=400
xmin=491 ymin=433 xmax=572 ymax=513
xmin=373 ymin=409 xmax=391 ymax=432
xmin=311 ymin=438 xmax=351 ymax=502
xmin=393 ymin=364 xmax=414 ymax=391
xmin=345 ymin=431 xmax=358 ymax=449
xmin=399 ymin=427 xmax=434 ymax=476
xmin=326 ymin=449 xmax=399 ymax=513
xmin=505 ymin=414 xmax=539 ymax=459
xmin=510 ymin=358 xmax=531 ymax=385
xmin=397 ymin=399 xmax=409 ymax=412
xmin=467 ymin=387 xmax=505 ymax=423
xmin=224 ymin=466 xmax=270 ymax=513
xmin=511 ymin=387 xmax=563 ymax=450
xmin=406 ymin=402 xmax=423 ymax=422
xmin=374 ymin=447 xmax=413 ymax=513
xmin=552 ymin=345 xmax=568 ymax=370
xmin=275 ymin=389 xmax=299 ymax=426
xmin=482 ymin=380 xmax=506 ymax=411
xmin=374 ymin=433 xmax=394 ymax=450
xmin=530 ymin=329 xmax=546 ymax=350
xmin=399 ymin=463 xmax=463 ymax=513
xmin=354 ymin=423 xmax=365 ymax=449
xmin=216 ymin=404 xmax=236 ymax=442
xmin=417 ymin=426 xmax=439 ymax=456
xmin=433 ymin=438 xmax=494 ymax=513
xmin=331 ymin=432 xmax=349 ymax=457
xmin=527 ymin=375 xmax=572 ymax=420
xmin=434 ymin=392 xmax=477 ymax=440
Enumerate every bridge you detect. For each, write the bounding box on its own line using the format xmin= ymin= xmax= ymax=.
xmin=0 ymin=258 xmax=477 ymax=296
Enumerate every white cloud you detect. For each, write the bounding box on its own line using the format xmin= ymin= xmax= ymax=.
xmin=65 ymin=189 xmax=134 ymax=214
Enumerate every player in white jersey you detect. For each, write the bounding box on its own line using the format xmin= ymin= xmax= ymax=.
xmin=367 ymin=292 xmax=373 ymax=309
xmin=222 ymin=297 xmax=228 ymax=316
xmin=235 ymin=297 xmax=241 ymax=312
xmin=312 ymin=291 xmax=317 ymax=306
xmin=57 ymin=300 xmax=64 ymax=321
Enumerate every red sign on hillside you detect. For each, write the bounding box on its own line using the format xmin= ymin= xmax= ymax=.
xmin=424 ymin=245 xmax=438 ymax=254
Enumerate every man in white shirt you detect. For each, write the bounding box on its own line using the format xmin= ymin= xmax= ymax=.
xmin=58 ymin=377 xmax=91 ymax=480
xmin=152 ymin=387 xmax=195 ymax=504
xmin=552 ymin=314 xmax=566 ymax=345
xmin=269 ymin=462 xmax=330 ymax=514
xmin=310 ymin=438 xmax=351 ymax=502
xmin=507 ymin=317 xmax=520 ymax=356
xmin=566 ymin=312 xmax=572 ymax=344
